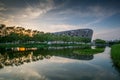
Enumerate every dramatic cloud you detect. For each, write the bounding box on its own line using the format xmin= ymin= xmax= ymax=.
xmin=0 ymin=0 xmax=55 ymax=26
xmin=0 ymin=2 xmax=6 ymax=11
xmin=19 ymin=0 xmax=55 ymax=19
xmin=0 ymin=0 xmax=120 ymax=40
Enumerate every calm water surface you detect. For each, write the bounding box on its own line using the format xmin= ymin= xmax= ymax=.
xmin=0 ymin=47 xmax=120 ymax=80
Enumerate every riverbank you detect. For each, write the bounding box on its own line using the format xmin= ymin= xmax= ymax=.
xmin=111 ymin=44 xmax=120 ymax=70
xmin=73 ymin=48 xmax=105 ymax=54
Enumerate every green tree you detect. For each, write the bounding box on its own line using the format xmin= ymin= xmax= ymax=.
xmin=5 ymin=33 xmax=20 ymax=43
xmin=94 ymin=39 xmax=106 ymax=48
xmin=94 ymin=39 xmax=106 ymax=44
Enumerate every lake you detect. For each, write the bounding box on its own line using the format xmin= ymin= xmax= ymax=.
xmin=0 ymin=47 xmax=120 ymax=80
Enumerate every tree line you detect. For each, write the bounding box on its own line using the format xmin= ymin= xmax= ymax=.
xmin=0 ymin=32 xmax=90 ymax=44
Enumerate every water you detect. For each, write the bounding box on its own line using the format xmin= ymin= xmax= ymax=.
xmin=0 ymin=47 xmax=120 ymax=80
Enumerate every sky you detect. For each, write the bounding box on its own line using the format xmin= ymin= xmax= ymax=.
xmin=0 ymin=0 xmax=120 ymax=40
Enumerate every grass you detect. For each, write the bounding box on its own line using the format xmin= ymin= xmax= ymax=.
xmin=111 ymin=44 xmax=120 ymax=69
xmin=73 ymin=48 xmax=105 ymax=55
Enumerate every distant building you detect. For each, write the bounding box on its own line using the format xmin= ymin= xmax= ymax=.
xmin=53 ymin=29 xmax=93 ymax=41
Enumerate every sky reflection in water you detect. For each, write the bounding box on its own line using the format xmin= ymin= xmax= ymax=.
xmin=0 ymin=47 xmax=120 ymax=80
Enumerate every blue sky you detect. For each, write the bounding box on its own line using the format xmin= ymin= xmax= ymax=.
xmin=0 ymin=0 xmax=120 ymax=40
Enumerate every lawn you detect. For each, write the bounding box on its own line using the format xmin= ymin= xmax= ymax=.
xmin=73 ymin=48 xmax=105 ymax=55
xmin=111 ymin=44 xmax=120 ymax=69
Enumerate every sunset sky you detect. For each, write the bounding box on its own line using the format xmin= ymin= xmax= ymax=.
xmin=0 ymin=0 xmax=120 ymax=40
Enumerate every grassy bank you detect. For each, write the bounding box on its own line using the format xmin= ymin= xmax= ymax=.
xmin=73 ymin=48 xmax=105 ymax=54
xmin=111 ymin=44 xmax=120 ymax=69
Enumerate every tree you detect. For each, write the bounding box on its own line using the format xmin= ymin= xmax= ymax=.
xmin=33 ymin=33 xmax=45 ymax=42
xmin=81 ymin=38 xmax=91 ymax=43
xmin=94 ymin=39 xmax=106 ymax=44
xmin=5 ymin=32 xmax=20 ymax=43
xmin=94 ymin=39 xmax=106 ymax=48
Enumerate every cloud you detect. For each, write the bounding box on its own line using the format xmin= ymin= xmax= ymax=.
xmin=13 ymin=23 xmax=80 ymax=32
xmin=0 ymin=0 xmax=55 ymax=26
xmin=52 ymin=0 xmax=120 ymax=17
xmin=94 ymin=27 xmax=120 ymax=40
xmin=18 ymin=0 xmax=55 ymax=19
xmin=0 ymin=2 xmax=5 ymax=6
xmin=0 ymin=7 xmax=6 ymax=11
xmin=87 ymin=5 xmax=118 ymax=17
xmin=46 ymin=56 xmax=80 ymax=63
xmin=0 ymin=12 xmax=15 ymax=25
xmin=35 ymin=24 xmax=87 ymax=32
xmin=37 ymin=4 xmax=119 ymax=29
xmin=0 ymin=2 xmax=6 ymax=11
xmin=0 ymin=67 xmax=48 ymax=80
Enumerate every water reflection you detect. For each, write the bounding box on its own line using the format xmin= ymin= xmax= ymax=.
xmin=0 ymin=48 xmax=93 ymax=69
xmin=0 ymin=51 xmax=50 ymax=69
xmin=0 ymin=47 xmax=120 ymax=80
xmin=0 ymin=66 xmax=48 ymax=80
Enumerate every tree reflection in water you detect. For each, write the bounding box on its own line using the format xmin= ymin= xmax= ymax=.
xmin=0 ymin=48 xmax=93 ymax=69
